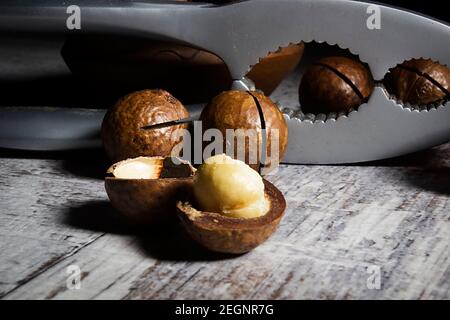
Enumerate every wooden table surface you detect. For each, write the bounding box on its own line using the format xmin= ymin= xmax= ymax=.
xmin=0 ymin=143 xmax=449 ymax=300
xmin=0 ymin=37 xmax=449 ymax=300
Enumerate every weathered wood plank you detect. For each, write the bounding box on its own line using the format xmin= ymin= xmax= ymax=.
xmin=0 ymin=156 xmax=108 ymax=297
xmin=1 ymin=145 xmax=448 ymax=299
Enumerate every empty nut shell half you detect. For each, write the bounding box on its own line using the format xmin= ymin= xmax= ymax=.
xmin=176 ymin=180 xmax=286 ymax=254
xmin=105 ymin=156 xmax=195 ymax=225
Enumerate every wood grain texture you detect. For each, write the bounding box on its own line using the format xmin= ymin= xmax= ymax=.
xmin=0 ymin=144 xmax=449 ymax=300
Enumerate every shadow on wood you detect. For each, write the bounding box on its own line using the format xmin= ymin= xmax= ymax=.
xmin=345 ymin=144 xmax=450 ymax=168
xmin=368 ymin=145 xmax=450 ymax=196
xmin=63 ymin=200 xmax=135 ymax=235
xmin=312 ymin=144 xmax=450 ymax=196
xmin=400 ymin=166 xmax=450 ymax=196
xmin=136 ymin=225 xmax=239 ymax=262
xmin=0 ymin=148 xmax=108 ymax=180
xmin=61 ymin=149 xmax=108 ymax=180
xmin=63 ymin=200 xmax=238 ymax=262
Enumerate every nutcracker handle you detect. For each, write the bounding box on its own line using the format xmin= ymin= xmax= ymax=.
xmin=0 ymin=0 xmax=260 ymax=81
xmin=1 ymin=0 xmax=449 ymax=81
xmin=0 ymin=1 xmax=210 ymax=42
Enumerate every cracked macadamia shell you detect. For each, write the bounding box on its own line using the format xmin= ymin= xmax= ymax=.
xmin=200 ymin=90 xmax=288 ymax=172
xmin=101 ymin=89 xmax=189 ymax=162
xmin=177 ymin=180 xmax=286 ymax=254
xmin=105 ymin=156 xmax=195 ymax=225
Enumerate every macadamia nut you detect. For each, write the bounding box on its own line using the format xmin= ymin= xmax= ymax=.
xmin=193 ymin=154 xmax=269 ymax=218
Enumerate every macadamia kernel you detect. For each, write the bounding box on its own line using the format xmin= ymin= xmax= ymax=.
xmin=193 ymin=154 xmax=269 ymax=219
xmin=111 ymin=157 xmax=163 ymax=179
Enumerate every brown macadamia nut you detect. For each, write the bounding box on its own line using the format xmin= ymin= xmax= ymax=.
xmin=299 ymin=56 xmax=374 ymax=114
xmin=101 ymin=89 xmax=189 ymax=162
xmin=384 ymin=58 xmax=450 ymax=106
xmin=200 ymin=90 xmax=288 ymax=173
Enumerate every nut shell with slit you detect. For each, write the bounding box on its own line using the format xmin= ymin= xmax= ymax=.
xmin=199 ymin=90 xmax=288 ymax=173
xmin=299 ymin=56 xmax=374 ymax=114
xmin=101 ymin=89 xmax=189 ymax=162
xmin=383 ymin=58 xmax=450 ymax=106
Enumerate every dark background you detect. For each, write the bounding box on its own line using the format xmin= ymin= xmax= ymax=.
xmin=375 ymin=0 xmax=448 ymax=22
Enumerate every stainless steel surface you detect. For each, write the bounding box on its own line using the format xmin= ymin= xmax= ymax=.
xmin=231 ymin=77 xmax=256 ymax=91
xmin=0 ymin=0 xmax=449 ymax=163
xmin=0 ymin=104 xmax=205 ymax=151
xmin=284 ymin=88 xmax=450 ymax=164
xmin=1 ymin=0 xmax=448 ymax=80
xmin=0 ymin=107 xmax=105 ymax=151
